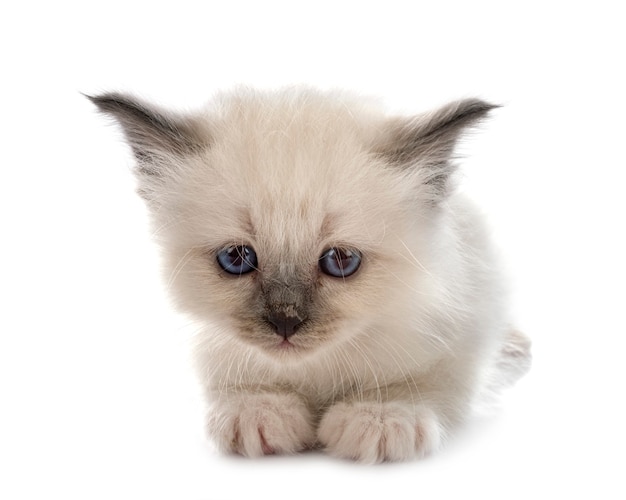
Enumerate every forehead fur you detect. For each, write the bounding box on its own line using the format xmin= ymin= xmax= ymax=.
xmin=173 ymin=88 xmax=412 ymax=253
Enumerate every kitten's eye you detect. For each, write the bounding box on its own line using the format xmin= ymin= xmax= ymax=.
xmin=217 ymin=245 xmax=258 ymax=275
xmin=319 ymin=248 xmax=362 ymax=278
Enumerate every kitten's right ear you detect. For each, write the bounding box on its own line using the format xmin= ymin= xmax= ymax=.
xmin=376 ymin=98 xmax=498 ymax=202
xmin=86 ymin=92 xmax=208 ymax=173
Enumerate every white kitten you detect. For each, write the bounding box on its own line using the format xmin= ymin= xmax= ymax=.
xmin=89 ymin=87 xmax=531 ymax=463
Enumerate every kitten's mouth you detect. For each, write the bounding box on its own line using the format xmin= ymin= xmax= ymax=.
xmin=278 ymin=339 xmax=295 ymax=350
xmin=262 ymin=328 xmax=314 ymax=357
xmin=238 ymin=317 xmax=333 ymax=357
xmin=271 ymin=328 xmax=302 ymax=351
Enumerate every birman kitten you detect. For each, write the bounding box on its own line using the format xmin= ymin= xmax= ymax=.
xmin=89 ymin=87 xmax=531 ymax=463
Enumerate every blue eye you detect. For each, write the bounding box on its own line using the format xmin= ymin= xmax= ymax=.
xmin=217 ymin=245 xmax=258 ymax=275
xmin=319 ymin=248 xmax=362 ymax=278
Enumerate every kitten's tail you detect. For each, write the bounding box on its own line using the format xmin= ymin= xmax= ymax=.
xmin=493 ymin=329 xmax=532 ymax=387
xmin=476 ymin=328 xmax=532 ymax=415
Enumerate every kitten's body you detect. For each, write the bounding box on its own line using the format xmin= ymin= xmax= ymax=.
xmin=90 ymin=88 xmax=531 ymax=463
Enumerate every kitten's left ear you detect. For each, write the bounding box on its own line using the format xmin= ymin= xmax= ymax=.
xmin=86 ymin=92 xmax=208 ymax=173
xmin=376 ymin=98 xmax=499 ymax=199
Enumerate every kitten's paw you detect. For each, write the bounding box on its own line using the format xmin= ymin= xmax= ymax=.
xmin=318 ymin=401 xmax=442 ymax=463
xmin=207 ymin=392 xmax=315 ymax=457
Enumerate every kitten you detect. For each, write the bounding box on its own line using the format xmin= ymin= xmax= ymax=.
xmin=88 ymin=87 xmax=531 ymax=463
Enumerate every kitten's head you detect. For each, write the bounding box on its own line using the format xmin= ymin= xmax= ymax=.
xmin=89 ymin=88 xmax=495 ymax=361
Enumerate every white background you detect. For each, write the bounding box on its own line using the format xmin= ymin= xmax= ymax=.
xmin=1 ymin=1 xmax=625 ymax=498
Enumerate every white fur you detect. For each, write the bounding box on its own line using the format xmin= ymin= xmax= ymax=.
xmin=207 ymin=392 xmax=315 ymax=456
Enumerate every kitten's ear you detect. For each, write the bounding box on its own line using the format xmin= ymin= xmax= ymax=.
xmin=377 ymin=98 xmax=498 ymax=199
xmin=86 ymin=92 xmax=208 ymax=173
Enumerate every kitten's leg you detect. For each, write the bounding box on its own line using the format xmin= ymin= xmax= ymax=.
xmin=318 ymin=398 xmax=442 ymax=463
xmin=318 ymin=365 xmax=479 ymax=463
xmin=207 ymin=391 xmax=315 ymax=457
xmin=318 ymin=330 xmax=532 ymax=463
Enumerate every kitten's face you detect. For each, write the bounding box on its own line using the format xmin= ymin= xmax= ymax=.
xmin=157 ymin=100 xmax=420 ymax=359
xmin=90 ymin=89 xmax=494 ymax=360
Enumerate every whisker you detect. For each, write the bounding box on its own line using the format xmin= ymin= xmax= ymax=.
xmin=165 ymin=246 xmax=199 ymax=291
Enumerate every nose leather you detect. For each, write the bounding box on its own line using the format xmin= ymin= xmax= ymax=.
xmin=267 ymin=311 xmax=305 ymax=339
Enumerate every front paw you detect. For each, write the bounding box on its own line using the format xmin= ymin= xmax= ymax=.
xmin=318 ymin=401 xmax=442 ymax=463
xmin=207 ymin=392 xmax=315 ymax=457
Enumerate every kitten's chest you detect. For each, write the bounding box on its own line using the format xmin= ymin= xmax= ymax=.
xmin=268 ymin=350 xmax=421 ymax=406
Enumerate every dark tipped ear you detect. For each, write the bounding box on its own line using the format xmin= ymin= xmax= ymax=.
xmin=86 ymin=92 xmax=207 ymax=169
xmin=377 ymin=98 xmax=498 ymax=197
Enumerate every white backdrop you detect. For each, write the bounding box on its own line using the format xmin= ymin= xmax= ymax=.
xmin=2 ymin=1 xmax=625 ymax=498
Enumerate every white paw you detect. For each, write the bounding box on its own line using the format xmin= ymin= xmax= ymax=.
xmin=318 ymin=401 xmax=442 ymax=463
xmin=207 ymin=392 xmax=315 ymax=457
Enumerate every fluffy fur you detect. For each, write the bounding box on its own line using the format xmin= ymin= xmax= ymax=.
xmin=89 ymin=87 xmax=531 ymax=463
